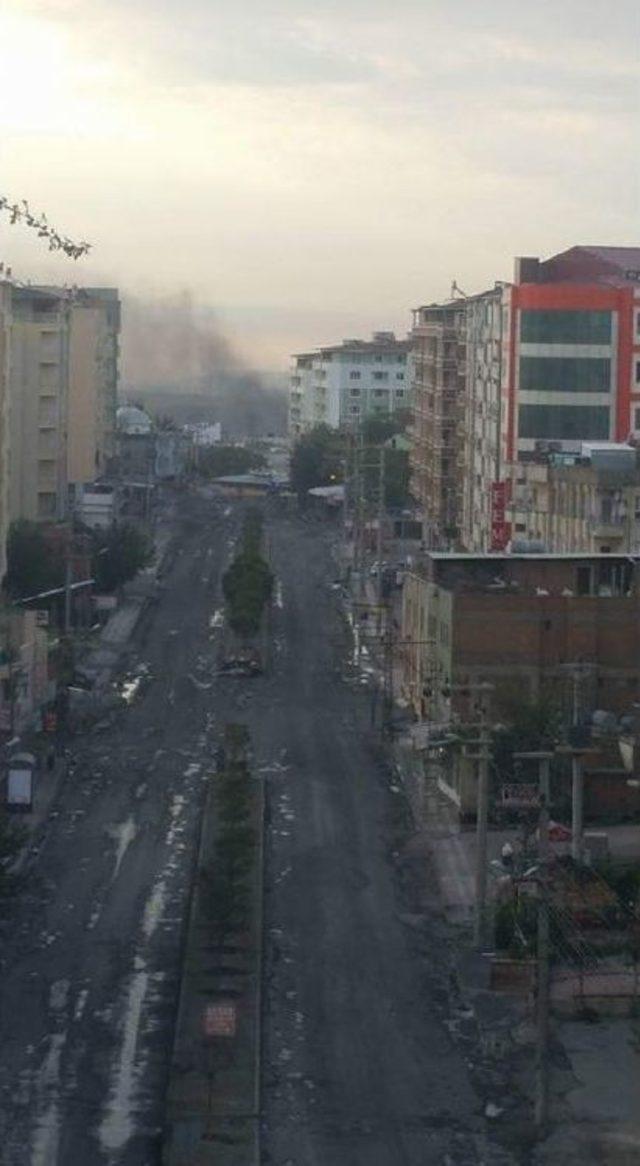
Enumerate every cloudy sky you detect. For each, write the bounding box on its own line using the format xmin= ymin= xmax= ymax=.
xmin=0 ymin=0 xmax=638 ymax=368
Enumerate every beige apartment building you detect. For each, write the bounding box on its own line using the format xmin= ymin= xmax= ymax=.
xmin=0 ymin=281 xmax=11 ymax=582
xmin=409 ymin=302 xmax=466 ymax=547
xmin=508 ymin=442 xmax=640 ymax=554
xmin=9 ymin=286 xmax=70 ymax=523
xmin=67 ymin=287 xmax=120 ymax=491
xmin=460 ymin=288 xmax=506 ymax=552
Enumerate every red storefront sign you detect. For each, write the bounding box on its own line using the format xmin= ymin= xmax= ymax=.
xmin=490 ymin=480 xmax=512 ymax=551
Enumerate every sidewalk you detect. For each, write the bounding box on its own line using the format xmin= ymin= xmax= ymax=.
xmin=7 ymin=745 xmax=69 ymax=874
xmin=76 ymin=517 xmax=175 ymax=691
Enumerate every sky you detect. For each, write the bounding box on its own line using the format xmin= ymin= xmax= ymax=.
xmin=0 ymin=0 xmax=638 ymax=371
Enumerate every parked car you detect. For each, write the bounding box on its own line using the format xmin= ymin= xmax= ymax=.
xmin=6 ymin=752 xmax=36 ymax=812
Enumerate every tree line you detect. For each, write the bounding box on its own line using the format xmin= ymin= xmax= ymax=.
xmin=290 ymin=412 xmax=412 ymax=508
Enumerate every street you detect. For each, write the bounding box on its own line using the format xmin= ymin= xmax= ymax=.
xmin=259 ymin=515 xmax=508 ymax=1166
xmin=0 ymin=492 xmax=240 ymax=1165
xmin=0 ymin=496 xmax=511 ymax=1165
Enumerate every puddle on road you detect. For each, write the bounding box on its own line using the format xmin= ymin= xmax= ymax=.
xmin=29 ymin=1031 xmax=67 ymax=1166
xmin=108 ymin=816 xmax=138 ymax=883
xmin=118 ymin=662 xmax=152 ymax=705
xmin=98 ymin=960 xmax=150 ymax=1157
xmin=142 ymin=882 xmax=167 ymax=942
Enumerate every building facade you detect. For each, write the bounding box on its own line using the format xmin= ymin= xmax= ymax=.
xmin=409 ymin=302 xmax=466 ymax=547
xmin=67 ymin=287 xmax=120 ymax=492
xmin=0 ymin=281 xmax=12 ymax=582
xmin=507 ymin=442 xmax=640 ymax=554
xmin=503 ymin=248 xmax=640 ymax=461
xmin=401 ymin=552 xmax=640 ymax=726
xmin=460 ymin=288 xmax=505 ymax=551
xmin=9 ymin=286 xmax=70 ymax=523
xmin=288 ymin=332 xmax=410 ymax=436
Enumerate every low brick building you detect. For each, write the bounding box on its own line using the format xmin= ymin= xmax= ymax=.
xmin=400 ymin=552 xmax=640 ymax=724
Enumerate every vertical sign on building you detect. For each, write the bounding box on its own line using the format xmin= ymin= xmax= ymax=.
xmin=490 ymin=481 xmax=511 ymax=551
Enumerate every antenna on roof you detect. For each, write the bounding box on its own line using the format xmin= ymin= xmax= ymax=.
xmin=450 ymin=280 xmax=468 ymax=300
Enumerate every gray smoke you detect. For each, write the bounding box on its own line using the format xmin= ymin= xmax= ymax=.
xmin=120 ymin=291 xmax=287 ymax=437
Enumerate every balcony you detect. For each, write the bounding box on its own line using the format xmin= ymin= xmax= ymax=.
xmin=593 ymin=519 xmax=626 ymax=539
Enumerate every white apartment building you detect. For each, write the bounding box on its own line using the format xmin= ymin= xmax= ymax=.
xmin=289 ymin=332 xmax=410 ymax=435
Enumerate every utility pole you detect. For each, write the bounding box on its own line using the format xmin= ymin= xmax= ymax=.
xmin=443 ymin=681 xmax=494 ymax=949
xmin=474 ymin=708 xmax=491 ymax=949
xmin=536 ymin=751 xmax=552 ymax=1136
xmin=375 ymin=446 xmax=385 ymax=617
xmin=514 ymin=750 xmax=553 ymax=1135
xmin=571 ymin=754 xmax=584 ymax=863
xmin=64 ymin=549 xmax=73 ymax=634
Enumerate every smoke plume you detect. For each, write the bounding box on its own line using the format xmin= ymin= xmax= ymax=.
xmin=120 ymin=291 xmax=287 ymax=437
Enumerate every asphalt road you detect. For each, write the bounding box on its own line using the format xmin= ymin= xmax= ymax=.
xmin=255 ymin=514 xmax=511 ymax=1166
xmin=0 ymin=497 xmax=513 ymax=1166
xmin=0 ymin=491 xmax=241 ymax=1166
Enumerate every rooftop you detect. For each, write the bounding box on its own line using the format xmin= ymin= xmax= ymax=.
xmin=427 ymin=552 xmax=640 ymax=562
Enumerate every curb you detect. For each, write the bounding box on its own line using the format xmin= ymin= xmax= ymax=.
xmin=253 ymin=774 xmax=266 ymax=1165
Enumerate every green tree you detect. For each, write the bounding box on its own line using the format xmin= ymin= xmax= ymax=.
xmin=290 ymin=425 xmax=344 ymax=499
xmin=222 ymin=510 xmax=273 ymax=637
xmin=4 ymin=521 xmax=64 ymax=599
xmin=360 ymin=409 xmax=411 ymax=446
xmin=92 ymin=524 xmax=154 ymax=592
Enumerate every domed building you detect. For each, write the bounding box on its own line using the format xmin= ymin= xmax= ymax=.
xmin=116 ymin=404 xmax=153 ymax=436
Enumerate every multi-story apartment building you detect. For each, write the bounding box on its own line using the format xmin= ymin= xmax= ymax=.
xmin=288 ymin=332 xmax=410 ymax=436
xmin=503 ymin=247 xmax=640 ymax=460
xmin=409 ymin=302 xmax=466 ymax=547
xmin=9 ymin=286 xmax=71 ymax=523
xmin=0 ymin=281 xmax=11 ymax=582
xmin=288 ymin=352 xmax=315 ymax=436
xmin=460 ymin=287 xmax=505 ymax=551
xmin=507 ymin=441 xmax=640 ymax=554
xmin=67 ymin=287 xmax=120 ymax=492
xmin=401 ymin=551 xmax=640 ymax=726
xmin=409 ymin=247 xmax=640 ymax=553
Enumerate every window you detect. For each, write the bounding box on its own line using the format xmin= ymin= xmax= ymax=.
xmin=518 ymin=404 xmax=610 ymax=440
xmin=374 ymin=389 xmax=388 ymax=398
xmin=397 ymin=354 xmax=406 ymax=363
xmin=520 ymin=309 xmax=612 ymax=345
xmin=396 ymin=390 xmax=405 ymax=398
xmin=396 ymin=372 xmax=404 ymax=381
xmin=375 ymin=355 xmax=383 ymax=362
xmin=635 ymin=360 xmax=640 ymax=384
xmin=350 ymin=388 xmax=361 ymax=397
xmin=373 ymin=371 xmax=389 ymax=381
xmin=350 ymin=406 xmax=360 ymax=415
xmin=515 ymin=523 xmax=526 ymax=532
xmin=349 ymin=370 xmax=361 ymax=380
xmin=519 ymin=356 xmax=611 ymax=393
